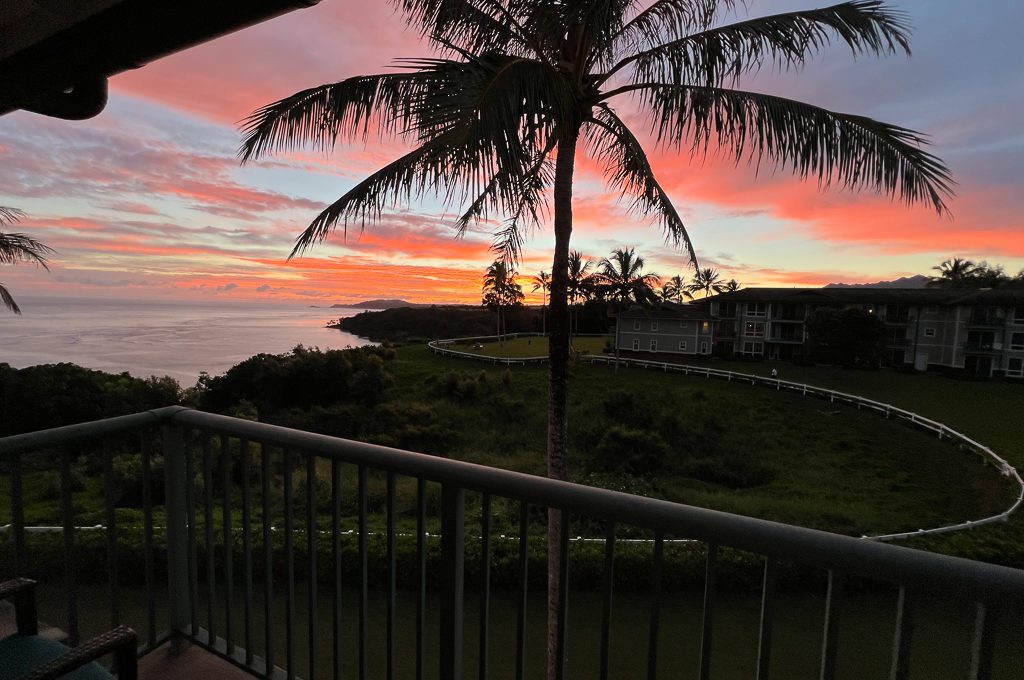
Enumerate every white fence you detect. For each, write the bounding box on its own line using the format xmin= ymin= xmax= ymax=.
xmin=428 ymin=337 xmax=1024 ymax=543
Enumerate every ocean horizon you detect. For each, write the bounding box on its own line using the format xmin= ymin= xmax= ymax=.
xmin=0 ymin=296 xmax=372 ymax=385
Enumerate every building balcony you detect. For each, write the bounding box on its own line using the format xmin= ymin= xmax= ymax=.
xmin=964 ymin=341 xmax=1003 ymax=353
xmin=886 ymin=338 xmax=912 ymax=347
xmin=968 ymin=315 xmax=1006 ymax=329
xmin=766 ymin=336 xmax=803 ymax=344
xmin=2 ymin=408 xmax=1023 ymax=679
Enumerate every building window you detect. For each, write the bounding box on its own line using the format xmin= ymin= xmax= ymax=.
xmin=747 ymin=302 xmax=766 ymax=317
xmin=651 ymin=320 xmax=659 ymax=331
xmin=679 ymin=320 xmax=689 ymax=329
xmin=1015 ymin=307 xmax=1024 ymax=325
xmin=650 ymin=339 xmax=658 ymax=352
xmin=923 ymin=327 xmax=936 ymax=338
xmin=700 ymin=341 xmax=709 ymax=354
xmin=744 ymin=322 xmax=765 ymax=337
xmin=1011 ymin=332 xmax=1024 ymax=350
xmin=678 ymin=341 xmax=688 ymax=351
xmin=926 ymin=305 xmax=939 ymax=314
xmin=701 ymin=321 xmax=710 ymax=333
xmin=1008 ymin=358 xmax=1023 ymax=377
xmin=633 ymin=319 xmax=640 ymax=331
xmin=742 ymin=341 xmax=763 ymax=355
xmin=632 ymin=339 xmax=639 ymax=351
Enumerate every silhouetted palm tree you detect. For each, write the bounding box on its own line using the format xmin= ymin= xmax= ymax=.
xmin=239 ymin=3 xmax=952 ymax=673
xmin=530 ymin=270 xmax=551 ymax=335
xmin=929 ymin=258 xmax=976 ymax=287
xmin=723 ymin=278 xmax=741 ymax=292
xmin=566 ymin=250 xmax=596 ymax=334
xmin=688 ymin=267 xmax=727 ymax=299
xmin=662 ymin=274 xmax=692 ymax=303
xmin=597 ymin=247 xmax=659 ymax=304
xmin=1 ymin=208 xmax=54 ymax=314
xmin=482 ymin=260 xmax=524 ymax=343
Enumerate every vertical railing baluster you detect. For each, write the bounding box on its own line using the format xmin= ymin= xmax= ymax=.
xmin=969 ymin=602 xmax=996 ymax=680
xmin=202 ymin=435 xmax=217 ymax=642
xmin=10 ymin=453 xmax=27 ymax=575
xmin=756 ymin=558 xmax=778 ymax=680
xmin=60 ymin=447 xmax=79 ymax=646
xmin=262 ymin=444 xmax=275 ymax=674
xmin=819 ymin=571 xmax=845 ymax=680
xmin=242 ymin=439 xmax=253 ymax=664
xmin=164 ymin=423 xmax=192 ymax=643
xmin=888 ymin=586 xmax=916 ymax=680
xmin=515 ymin=502 xmax=529 ymax=680
xmin=103 ymin=443 xmax=119 ymax=628
xmin=555 ymin=510 xmax=570 ymax=680
xmin=221 ymin=434 xmax=235 ymax=656
xmin=359 ymin=465 xmax=369 ymax=680
xmin=416 ymin=478 xmax=427 ymax=680
xmin=308 ymin=455 xmax=318 ymax=680
xmin=387 ymin=471 xmax=397 ymax=680
xmin=440 ymin=485 xmax=465 ymax=680
xmin=646 ymin=534 xmax=664 ymax=680
xmin=332 ymin=459 xmax=343 ymax=680
xmin=184 ymin=433 xmax=199 ymax=637
xmin=283 ymin=449 xmax=295 ymax=680
xmin=699 ymin=544 xmax=719 ymax=680
xmin=479 ymin=493 xmax=492 ymax=680
xmin=599 ymin=523 xmax=616 ymax=680
xmin=142 ymin=434 xmax=156 ymax=647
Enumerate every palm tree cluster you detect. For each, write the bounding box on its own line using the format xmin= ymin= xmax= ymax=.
xmin=928 ymin=258 xmax=1024 ymax=289
xmin=1 ymin=208 xmax=54 ymax=314
xmin=482 ymin=259 xmax=525 ymax=342
xmin=240 ymin=2 xmax=951 ymax=674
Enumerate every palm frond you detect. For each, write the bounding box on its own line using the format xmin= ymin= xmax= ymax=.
xmin=391 ymin=0 xmax=541 ymax=60
xmin=0 ymin=283 xmax=21 ymax=314
xmin=615 ymin=0 xmax=737 ymax=51
xmin=0 ymin=207 xmax=26 ymax=225
xmin=0 ymin=232 xmax=54 ymax=268
xmin=585 ymin=105 xmax=698 ymax=266
xmin=607 ymin=1 xmax=911 ymax=87
xmin=239 ymin=72 xmax=430 ymax=161
xmin=632 ymin=83 xmax=952 ymax=213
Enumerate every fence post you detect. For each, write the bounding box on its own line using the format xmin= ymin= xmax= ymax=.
xmin=440 ymin=485 xmax=465 ymax=680
xmin=163 ymin=423 xmax=192 ymax=645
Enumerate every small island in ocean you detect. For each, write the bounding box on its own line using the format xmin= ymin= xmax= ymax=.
xmin=330 ymin=298 xmax=429 ymax=310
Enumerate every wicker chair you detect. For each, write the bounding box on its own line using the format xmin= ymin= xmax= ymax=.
xmin=0 ymin=579 xmax=137 ymax=680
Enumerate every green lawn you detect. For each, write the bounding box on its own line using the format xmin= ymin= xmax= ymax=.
xmin=449 ymin=334 xmax=609 ymax=358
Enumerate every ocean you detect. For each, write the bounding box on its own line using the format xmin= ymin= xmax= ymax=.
xmin=0 ymin=296 xmax=371 ymax=385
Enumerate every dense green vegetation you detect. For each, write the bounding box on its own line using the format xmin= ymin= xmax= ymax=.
xmin=2 ymin=344 xmax=1022 ymax=585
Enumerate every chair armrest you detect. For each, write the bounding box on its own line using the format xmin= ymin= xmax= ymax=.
xmin=18 ymin=625 xmax=138 ymax=680
xmin=0 ymin=578 xmax=38 ymax=635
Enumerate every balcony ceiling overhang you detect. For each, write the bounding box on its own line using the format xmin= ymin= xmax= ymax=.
xmin=0 ymin=0 xmax=321 ymax=120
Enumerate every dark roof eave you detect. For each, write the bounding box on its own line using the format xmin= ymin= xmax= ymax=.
xmin=0 ymin=0 xmax=321 ymax=120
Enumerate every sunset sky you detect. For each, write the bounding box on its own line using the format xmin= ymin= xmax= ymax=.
xmin=1 ymin=0 xmax=1022 ymax=305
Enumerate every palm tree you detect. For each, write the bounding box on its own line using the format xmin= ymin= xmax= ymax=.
xmin=239 ymin=4 xmax=952 ymax=674
xmin=723 ymin=278 xmax=741 ymax=292
xmin=530 ymin=270 xmax=551 ymax=335
xmin=929 ymin=258 xmax=977 ymax=288
xmin=597 ymin=247 xmax=660 ymax=305
xmin=688 ymin=267 xmax=726 ymax=299
xmin=1 ymin=208 xmax=54 ymax=314
xmin=663 ymin=274 xmax=692 ymax=303
xmin=566 ymin=250 xmax=596 ymax=334
xmin=482 ymin=259 xmax=524 ymax=343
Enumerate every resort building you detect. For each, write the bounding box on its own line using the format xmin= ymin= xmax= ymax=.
xmin=616 ymin=301 xmax=715 ymax=357
xmin=617 ymin=287 xmax=1024 ymax=378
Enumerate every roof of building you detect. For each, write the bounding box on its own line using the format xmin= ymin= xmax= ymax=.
xmin=619 ymin=301 xmax=711 ymax=319
xmin=709 ymin=287 xmax=1024 ymax=305
xmin=1 ymin=0 xmax=320 ymax=119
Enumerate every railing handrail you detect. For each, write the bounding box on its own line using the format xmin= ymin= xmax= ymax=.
xmin=4 ymin=407 xmax=1023 ymax=605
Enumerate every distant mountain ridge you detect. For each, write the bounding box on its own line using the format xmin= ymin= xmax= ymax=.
xmin=330 ymin=299 xmax=429 ymax=309
xmin=825 ymin=274 xmax=930 ymax=289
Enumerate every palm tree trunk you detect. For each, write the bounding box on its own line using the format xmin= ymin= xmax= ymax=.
xmin=546 ymin=126 xmax=577 ymax=680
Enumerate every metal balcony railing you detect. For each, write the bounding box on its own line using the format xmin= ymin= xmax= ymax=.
xmin=2 ymin=407 xmax=1024 ymax=680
